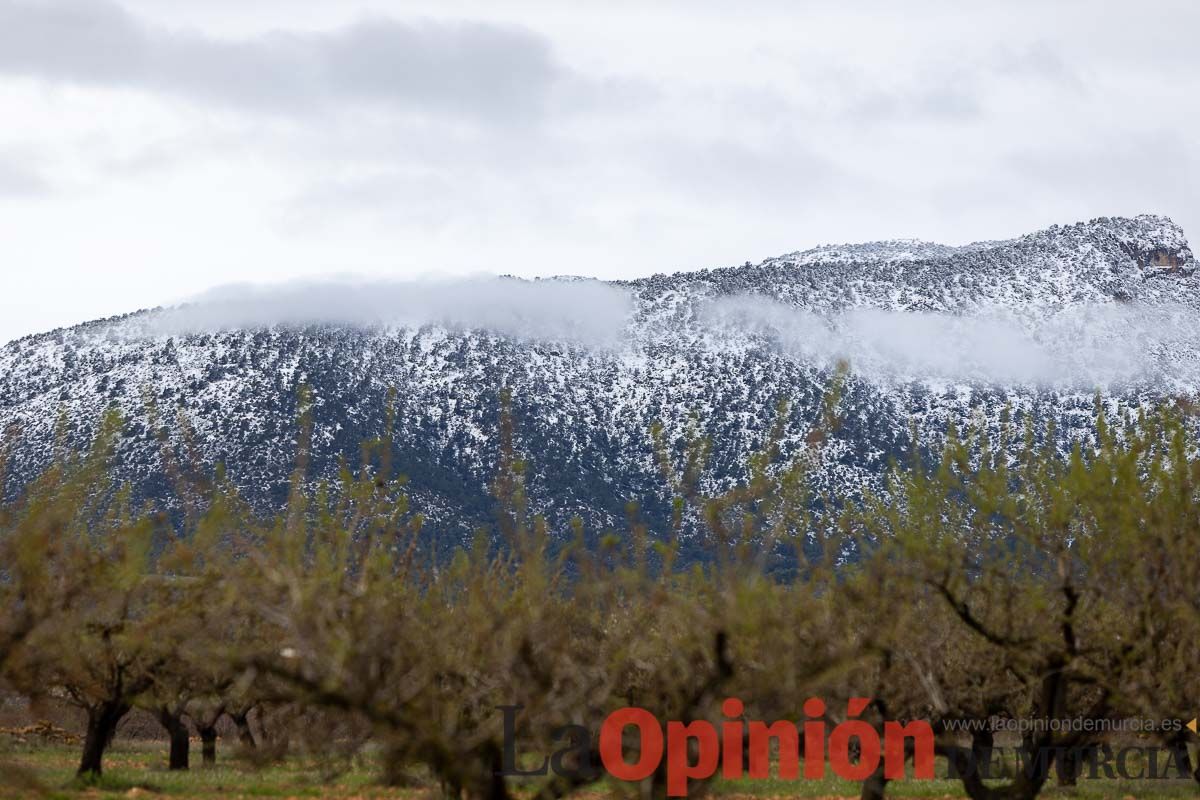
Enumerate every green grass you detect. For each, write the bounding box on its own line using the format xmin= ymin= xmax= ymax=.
xmin=1 ymin=741 xmax=1197 ymax=799
xmin=0 ymin=741 xmax=406 ymax=799
xmin=708 ymin=771 xmax=1200 ymax=798
xmin=700 ymin=747 xmax=1200 ymax=799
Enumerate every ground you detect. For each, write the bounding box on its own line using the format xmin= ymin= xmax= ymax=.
xmin=0 ymin=742 xmax=1196 ymax=799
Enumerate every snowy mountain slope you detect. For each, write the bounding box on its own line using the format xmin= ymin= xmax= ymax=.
xmin=0 ymin=214 xmax=1196 ymax=549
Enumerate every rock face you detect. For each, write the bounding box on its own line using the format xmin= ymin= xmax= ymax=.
xmin=1146 ymin=250 xmax=1190 ymax=272
xmin=0 ymin=214 xmax=1197 ymax=552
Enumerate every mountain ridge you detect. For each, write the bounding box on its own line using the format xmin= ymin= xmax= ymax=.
xmin=1 ymin=214 xmax=1196 ymax=549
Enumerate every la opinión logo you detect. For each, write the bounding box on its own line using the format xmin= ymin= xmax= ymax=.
xmin=499 ymin=697 xmax=935 ymax=797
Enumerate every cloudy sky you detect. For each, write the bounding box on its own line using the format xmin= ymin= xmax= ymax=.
xmin=0 ymin=0 xmax=1196 ymax=344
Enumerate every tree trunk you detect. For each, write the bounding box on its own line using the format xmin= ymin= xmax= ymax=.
xmin=380 ymin=743 xmax=422 ymax=787
xmin=860 ymin=769 xmax=888 ymax=800
xmin=463 ymin=743 xmax=511 ymax=800
xmin=1165 ymin=732 xmax=1199 ymax=784
xmin=973 ymin=729 xmax=995 ymax=777
xmin=157 ymin=706 xmax=190 ymax=771
xmin=861 ymin=724 xmax=898 ymax=800
xmin=78 ymin=701 xmax=130 ymax=778
xmin=938 ymin=739 xmax=1049 ymax=800
xmin=484 ymin=743 xmax=510 ymax=800
xmin=1055 ymin=745 xmax=1086 ymax=786
xmin=230 ymin=710 xmax=256 ymax=749
xmin=198 ymin=725 xmax=217 ymax=766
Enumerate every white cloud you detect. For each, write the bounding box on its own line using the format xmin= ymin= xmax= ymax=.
xmin=706 ymin=296 xmax=1200 ymax=390
xmin=145 ymin=276 xmax=636 ymax=347
xmin=138 ymin=283 xmax=1200 ymax=391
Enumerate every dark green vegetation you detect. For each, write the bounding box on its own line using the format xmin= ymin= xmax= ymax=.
xmin=1 ymin=381 xmax=1199 ymax=800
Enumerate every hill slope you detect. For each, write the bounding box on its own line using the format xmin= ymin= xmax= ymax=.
xmin=1 ymin=214 xmax=1196 ymax=547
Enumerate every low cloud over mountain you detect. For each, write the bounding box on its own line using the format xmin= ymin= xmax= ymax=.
xmin=1 ymin=215 xmax=1195 ymax=544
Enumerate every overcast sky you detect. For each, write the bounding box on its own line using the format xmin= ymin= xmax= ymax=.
xmin=0 ymin=0 xmax=1197 ymax=344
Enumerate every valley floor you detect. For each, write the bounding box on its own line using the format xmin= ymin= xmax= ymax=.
xmin=0 ymin=742 xmax=1196 ymax=800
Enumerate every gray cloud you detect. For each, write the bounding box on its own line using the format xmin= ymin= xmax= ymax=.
xmin=990 ymin=41 xmax=1087 ymax=94
xmin=837 ymin=40 xmax=1086 ymax=126
xmin=142 ymin=276 xmax=635 ymax=347
xmin=0 ymin=0 xmax=147 ymax=82
xmin=647 ymin=137 xmax=845 ymax=210
xmin=843 ymin=78 xmax=981 ymax=125
xmin=0 ymin=0 xmax=561 ymax=123
xmin=1005 ymin=131 xmax=1198 ymax=203
xmin=0 ymin=157 xmax=49 ymax=198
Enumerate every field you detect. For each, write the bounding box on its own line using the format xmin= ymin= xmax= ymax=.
xmin=0 ymin=741 xmax=1197 ymax=800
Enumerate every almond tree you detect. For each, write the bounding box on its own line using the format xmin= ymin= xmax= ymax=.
xmin=848 ymin=407 xmax=1181 ymax=800
xmin=1 ymin=410 xmax=180 ymax=778
xmin=1080 ymin=407 xmax=1200 ymax=784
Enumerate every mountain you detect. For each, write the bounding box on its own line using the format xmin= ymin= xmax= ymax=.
xmin=1 ymin=214 xmax=1196 ymax=552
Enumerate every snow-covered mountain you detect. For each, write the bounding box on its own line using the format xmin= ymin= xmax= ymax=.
xmin=1 ymin=214 xmax=1196 ymax=550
